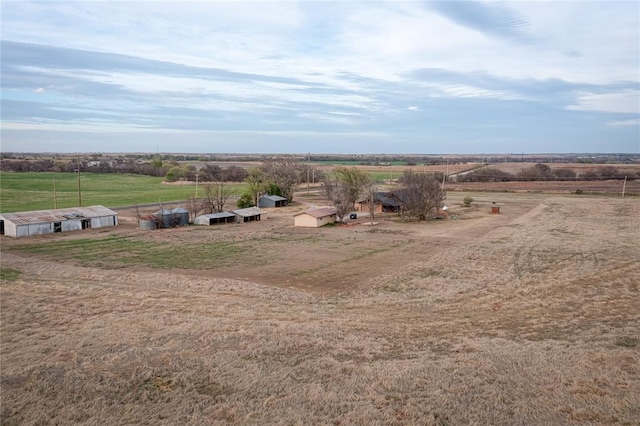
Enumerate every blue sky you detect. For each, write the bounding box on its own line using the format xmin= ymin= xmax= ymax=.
xmin=1 ymin=1 xmax=639 ymax=154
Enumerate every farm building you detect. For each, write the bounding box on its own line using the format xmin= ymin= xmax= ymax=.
xmin=294 ymin=206 xmax=337 ymax=228
xmin=171 ymin=207 xmax=190 ymax=226
xmin=258 ymin=194 xmax=288 ymax=208
xmin=357 ymin=191 xmax=406 ymax=213
xmin=194 ymin=211 xmax=236 ymax=225
xmin=0 ymin=205 xmax=118 ymax=238
xmin=233 ymin=207 xmax=266 ymax=223
xmin=154 ymin=209 xmax=173 ymax=228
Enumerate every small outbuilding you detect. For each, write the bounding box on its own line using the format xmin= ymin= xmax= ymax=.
xmin=233 ymin=207 xmax=266 ymax=223
xmin=294 ymin=206 xmax=337 ymax=228
xmin=258 ymin=195 xmax=288 ymax=208
xmin=0 ymin=205 xmax=118 ymax=238
xmin=194 ymin=211 xmax=236 ymax=225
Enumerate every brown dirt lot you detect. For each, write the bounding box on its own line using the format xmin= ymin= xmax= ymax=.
xmin=446 ymin=179 xmax=640 ymax=195
xmin=1 ymin=192 xmax=639 ymax=425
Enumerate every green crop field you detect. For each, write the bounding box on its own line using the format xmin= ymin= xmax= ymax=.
xmin=0 ymin=172 xmax=246 ymax=213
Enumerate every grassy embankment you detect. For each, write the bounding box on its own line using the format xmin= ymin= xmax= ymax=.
xmin=0 ymin=172 xmax=246 ymax=213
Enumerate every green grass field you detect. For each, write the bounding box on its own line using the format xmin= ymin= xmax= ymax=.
xmin=0 ymin=172 xmax=246 ymax=213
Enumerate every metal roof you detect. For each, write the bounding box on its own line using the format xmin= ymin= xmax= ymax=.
xmin=196 ymin=211 xmax=235 ymax=220
xmin=260 ymin=195 xmax=287 ymax=201
xmin=296 ymin=206 xmax=337 ymax=218
xmin=358 ymin=191 xmax=405 ymax=207
xmin=232 ymin=207 xmax=265 ymax=217
xmin=0 ymin=205 xmax=118 ymax=226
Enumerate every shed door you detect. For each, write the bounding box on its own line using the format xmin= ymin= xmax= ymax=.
xmin=53 ymin=222 xmax=62 ymax=233
xmin=81 ymin=219 xmax=91 ymax=229
xmin=0 ymin=220 xmax=4 ymax=235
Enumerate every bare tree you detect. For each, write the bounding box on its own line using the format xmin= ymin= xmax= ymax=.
xmin=399 ymin=171 xmax=445 ymax=220
xmin=201 ymin=182 xmax=231 ymax=213
xmin=333 ymin=167 xmax=371 ymax=210
xmin=187 ymin=196 xmax=201 ymax=222
xmin=262 ymin=159 xmax=303 ymax=203
xmin=333 ymin=183 xmax=353 ymax=223
xmin=364 ymin=182 xmax=377 ymax=225
xmin=323 ymin=167 xmax=371 ymax=222
xmin=323 ymin=175 xmax=337 ymax=201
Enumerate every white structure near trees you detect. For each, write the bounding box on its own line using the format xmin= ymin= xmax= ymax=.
xmin=0 ymin=205 xmax=118 ymax=238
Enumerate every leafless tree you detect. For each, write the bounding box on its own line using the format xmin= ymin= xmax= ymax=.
xmin=262 ymin=159 xmax=304 ymax=203
xmin=201 ymin=182 xmax=231 ymax=213
xmin=323 ymin=175 xmax=336 ymax=201
xmin=399 ymin=171 xmax=445 ymax=220
xmin=323 ymin=167 xmax=371 ymax=222
xmin=364 ymin=182 xmax=377 ymax=225
xmin=187 ymin=196 xmax=201 ymax=222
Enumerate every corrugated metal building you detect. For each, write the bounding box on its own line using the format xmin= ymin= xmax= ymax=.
xmin=0 ymin=205 xmax=118 ymax=238
xmin=194 ymin=211 xmax=236 ymax=225
xmin=258 ymin=195 xmax=288 ymax=208
xmin=233 ymin=207 xmax=267 ymax=223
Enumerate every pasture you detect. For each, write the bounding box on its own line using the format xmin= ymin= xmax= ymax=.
xmin=1 ymin=191 xmax=639 ymax=424
xmin=0 ymin=172 xmax=246 ymax=213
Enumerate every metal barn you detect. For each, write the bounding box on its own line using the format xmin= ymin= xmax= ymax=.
xmin=0 ymin=205 xmax=118 ymax=238
xmin=194 ymin=212 xmax=236 ymax=225
xmin=232 ymin=207 xmax=266 ymax=223
xmin=258 ymin=195 xmax=288 ymax=208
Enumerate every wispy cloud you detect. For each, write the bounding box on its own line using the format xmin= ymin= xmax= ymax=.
xmin=427 ymin=1 xmax=531 ymax=42
xmin=606 ymin=119 xmax=640 ymax=127
xmin=567 ymin=90 xmax=640 ymax=114
xmin=1 ymin=1 xmax=638 ymax=153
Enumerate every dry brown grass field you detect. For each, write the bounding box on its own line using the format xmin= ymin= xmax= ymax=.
xmin=1 ymin=192 xmax=639 ymax=425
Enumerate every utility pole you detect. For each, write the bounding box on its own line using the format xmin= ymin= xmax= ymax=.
xmin=53 ymin=179 xmax=57 ymax=209
xmin=622 ymin=176 xmax=627 ymax=198
xmin=195 ymin=173 xmax=199 ymax=199
xmin=77 ymin=157 xmax=82 ymax=207
xmin=307 ymin=152 xmax=310 ymax=193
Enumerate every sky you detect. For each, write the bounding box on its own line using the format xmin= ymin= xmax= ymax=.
xmin=1 ymin=1 xmax=639 ymax=154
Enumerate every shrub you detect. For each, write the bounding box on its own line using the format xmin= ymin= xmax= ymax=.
xmin=463 ymin=196 xmax=474 ymax=207
xmin=236 ymin=192 xmax=255 ymax=208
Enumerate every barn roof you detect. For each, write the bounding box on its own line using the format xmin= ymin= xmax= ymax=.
xmin=196 ymin=211 xmax=235 ymax=220
xmin=358 ymin=191 xmax=406 ymax=207
xmin=296 ymin=206 xmax=337 ymax=218
xmin=260 ymin=195 xmax=287 ymax=201
xmin=0 ymin=205 xmax=118 ymax=226
xmin=232 ymin=207 xmax=265 ymax=217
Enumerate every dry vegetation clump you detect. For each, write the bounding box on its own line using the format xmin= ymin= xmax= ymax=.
xmin=1 ymin=195 xmax=639 ymax=425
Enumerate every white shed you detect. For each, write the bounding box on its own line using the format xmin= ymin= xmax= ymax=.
xmin=0 ymin=205 xmax=118 ymax=238
xmin=294 ymin=206 xmax=337 ymax=228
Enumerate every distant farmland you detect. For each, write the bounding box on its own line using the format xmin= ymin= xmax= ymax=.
xmin=0 ymin=172 xmax=246 ymax=213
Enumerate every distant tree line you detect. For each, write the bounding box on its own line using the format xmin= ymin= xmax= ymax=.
xmin=457 ymin=164 xmax=638 ymax=182
xmin=0 ymin=157 xmax=250 ymax=182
